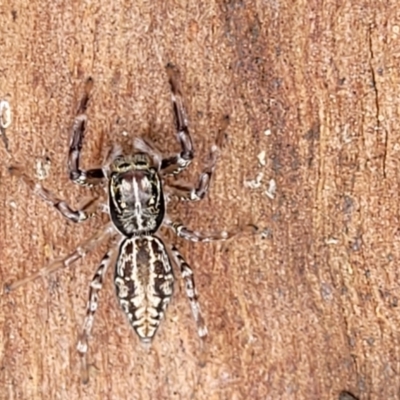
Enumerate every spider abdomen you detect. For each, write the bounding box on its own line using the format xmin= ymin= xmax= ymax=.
xmin=114 ymin=236 xmax=174 ymax=342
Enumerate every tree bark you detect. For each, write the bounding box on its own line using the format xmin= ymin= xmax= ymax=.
xmin=1 ymin=1 xmax=399 ymax=399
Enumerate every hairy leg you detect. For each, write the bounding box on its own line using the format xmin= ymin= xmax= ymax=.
xmin=169 ymin=245 xmax=207 ymax=338
xmin=164 ymin=113 xmax=229 ymax=203
xmin=164 ymin=121 xmax=226 ymax=201
xmin=161 ymin=63 xmax=194 ymax=176
xmin=9 ymin=166 xmax=101 ymax=223
xmin=77 ymin=246 xmax=118 ymax=383
xmin=68 ymin=77 xmax=105 ymax=186
xmin=164 ymin=218 xmax=256 ymax=243
xmin=5 ymin=223 xmax=115 ymax=292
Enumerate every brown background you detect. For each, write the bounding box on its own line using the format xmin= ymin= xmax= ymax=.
xmin=1 ymin=1 xmax=400 ymax=399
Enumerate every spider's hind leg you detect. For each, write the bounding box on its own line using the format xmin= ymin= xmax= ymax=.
xmin=77 ymin=245 xmax=117 ymax=383
xmin=170 ymin=245 xmax=207 ymax=338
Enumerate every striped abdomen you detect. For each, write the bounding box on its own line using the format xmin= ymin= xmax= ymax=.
xmin=114 ymin=236 xmax=174 ymax=342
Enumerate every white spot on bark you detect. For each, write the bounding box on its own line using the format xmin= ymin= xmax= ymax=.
xmin=265 ymin=179 xmax=276 ymax=199
xmin=257 ymin=150 xmax=266 ymax=166
xmin=0 ymin=100 xmax=11 ymax=129
xmin=244 ymin=172 xmax=263 ymax=189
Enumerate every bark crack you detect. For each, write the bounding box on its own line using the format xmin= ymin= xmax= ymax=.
xmin=368 ymin=24 xmax=388 ymax=178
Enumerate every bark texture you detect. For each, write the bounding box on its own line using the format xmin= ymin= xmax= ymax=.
xmin=1 ymin=1 xmax=399 ymax=399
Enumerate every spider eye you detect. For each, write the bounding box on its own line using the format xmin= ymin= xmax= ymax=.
xmin=117 ymin=162 xmax=131 ymax=169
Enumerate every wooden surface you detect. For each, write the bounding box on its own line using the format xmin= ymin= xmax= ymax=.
xmin=1 ymin=1 xmax=400 ymax=399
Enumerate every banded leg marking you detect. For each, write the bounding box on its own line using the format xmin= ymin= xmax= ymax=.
xmin=5 ymin=223 xmax=115 ymax=292
xmin=165 ymin=219 xmax=257 ymax=243
xmin=165 ymin=220 xmax=230 ymax=243
xmin=77 ymin=248 xmax=115 ymax=384
xmin=164 ymin=112 xmax=229 ymax=201
xmin=165 ymin=139 xmax=220 ymax=201
xmin=68 ymin=77 xmax=105 ymax=186
xmin=161 ymin=63 xmax=194 ymax=176
xmin=9 ymin=166 xmax=100 ymax=223
xmin=170 ymin=245 xmax=207 ymax=338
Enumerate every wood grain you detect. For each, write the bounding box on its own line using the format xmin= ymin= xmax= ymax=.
xmin=1 ymin=1 xmax=400 ymax=399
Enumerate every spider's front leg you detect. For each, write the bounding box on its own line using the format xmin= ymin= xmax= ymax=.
xmin=161 ymin=63 xmax=194 ymax=176
xmin=9 ymin=166 xmax=101 ymax=223
xmin=165 ymin=116 xmax=228 ymax=201
xmin=68 ymin=77 xmax=105 ymax=186
xmin=165 ymin=144 xmax=219 ymax=201
xmin=77 ymin=246 xmax=117 ymax=384
xmin=170 ymin=245 xmax=207 ymax=338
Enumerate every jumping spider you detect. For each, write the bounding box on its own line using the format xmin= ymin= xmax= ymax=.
xmin=8 ymin=64 xmax=251 ymax=382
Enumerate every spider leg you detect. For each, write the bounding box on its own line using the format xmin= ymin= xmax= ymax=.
xmin=9 ymin=166 xmax=101 ymax=223
xmin=164 ymin=131 xmax=222 ymax=201
xmin=164 ymin=219 xmax=256 ymax=243
xmin=161 ymin=63 xmax=194 ymax=176
xmin=169 ymin=245 xmax=207 ymax=338
xmin=68 ymin=77 xmax=105 ymax=186
xmin=5 ymin=223 xmax=115 ymax=292
xmin=77 ymin=246 xmax=117 ymax=384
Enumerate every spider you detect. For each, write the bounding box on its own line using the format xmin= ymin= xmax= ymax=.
xmin=7 ymin=64 xmax=251 ymax=383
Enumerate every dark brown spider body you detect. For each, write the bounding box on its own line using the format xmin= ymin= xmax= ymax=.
xmin=109 ymin=153 xmax=165 ymax=236
xmin=109 ymin=153 xmax=173 ymax=341
xmin=115 ymin=236 xmax=174 ymax=342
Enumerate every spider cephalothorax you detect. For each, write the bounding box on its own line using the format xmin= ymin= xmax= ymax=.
xmin=109 ymin=153 xmax=165 ymax=236
xmin=8 ymin=64 xmax=242 ymax=383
